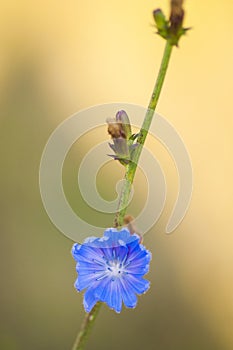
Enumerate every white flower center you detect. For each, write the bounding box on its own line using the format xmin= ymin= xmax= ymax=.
xmin=107 ymin=260 xmax=123 ymax=277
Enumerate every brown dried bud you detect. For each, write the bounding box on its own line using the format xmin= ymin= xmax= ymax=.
xmin=171 ymin=0 xmax=183 ymax=12
xmin=124 ymin=215 xmax=143 ymax=242
xmin=123 ymin=214 xmax=135 ymax=225
xmin=170 ymin=0 xmax=184 ymax=35
xmin=107 ymin=111 xmax=137 ymax=166
xmin=107 ymin=120 xmax=126 ymax=139
xmin=116 ymin=110 xmax=132 ymax=139
xmin=123 ymin=215 xmax=136 ymax=235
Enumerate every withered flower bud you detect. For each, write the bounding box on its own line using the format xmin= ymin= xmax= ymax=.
xmin=107 ymin=110 xmax=138 ymax=166
xmin=116 ymin=110 xmax=132 ymax=140
xmin=123 ymin=215 xmax=136 ymax=234
xmin=170 ymin=0 xmax=184 ymax=36
xmin=123 ymin=215 xmax=143 ymax=242
xmin=107 ymin=120 xmax=125 ymax=138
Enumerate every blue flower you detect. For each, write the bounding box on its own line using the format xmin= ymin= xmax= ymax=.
xmin=72 ymin=228 xmax=151 ymax=313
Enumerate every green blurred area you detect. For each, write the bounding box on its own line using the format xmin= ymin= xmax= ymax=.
xmin=0 ymin=1 xmax=233 ymax=349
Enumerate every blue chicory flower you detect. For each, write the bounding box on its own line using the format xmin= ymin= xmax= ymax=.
xmin=72 ymin=228 xmax=152 ymax=313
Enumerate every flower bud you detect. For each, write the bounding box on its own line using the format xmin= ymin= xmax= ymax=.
xmin=107 ymin=110 xmax=138 ymax=166
xmin=153 ymin=9 xmax=166 ymax=30
xmin=170 ymin=0 xmax=184 ymax=36
xmin=107 ymin=120 xmax=124 ymax=138
xmin=152 ymin=1 xmax=189 ymax=46
xmin=116 ymin=110 xmax=132 ymax=140
xmin=153 ymin=9 xmax=169 ymax=40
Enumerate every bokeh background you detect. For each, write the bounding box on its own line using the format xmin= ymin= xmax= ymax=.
xmin=1 ymin=0 xmax=233 ymax=349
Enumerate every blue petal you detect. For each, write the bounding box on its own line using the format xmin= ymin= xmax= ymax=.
xmin=116 ymin=228 xmax=131 ymax=242
xmin=84 ymin=235 xmax=110 ymax=249
xmin=94 ymin=276 xmax=112 ymax=301
xmin=127 ymin=239 xmax=145 ymax=259
xmin=100 ymin=247 xmax=115 ymax=262
xmin=83 ymin=288 xmax=98 ymax=313
xmin=124 ymin=274 xmax=150 ymax=294
xmin=83 ymin=236 xmax=100 ymax=244
xmin=76 ymin=261 xmax=105 ymax=275
xmin=104 ymin=228 xmax=131 ymax=247
xmin=75 ymin=270 xmax=107 ymax=291
xmin=73 ymin=244 xmax=105 ymax=265
xmin=92 ymin=276 xmax=122 ymax=313
xmin=125 ymin=252 xmax=151 ymax=275
xmin=125 ymin=233 xmax=140 ymax=245
xmin=118 ymin=277 xmax=137 ymax=308
xmin=114 ymin=245 xmax=128 ymax=262
xmin=125 ymin=263 xmax=150 ymax=275
xmin=71 ymin=243 xmax=81 ymax=262
xmin=102 ymin=245 xmax=128 ymax=264
xmin=127 ymin=240 xmax=151 ymax=261
xmin=105 ymin=279 xmax=122 ymax=313
xmin=74 ymin=275 xmax=93 ymax=291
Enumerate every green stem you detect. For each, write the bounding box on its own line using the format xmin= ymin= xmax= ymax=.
xmin=115 ymin=41 xmax=173 ymax=226
xmin=71 ymin=40 xmax=173 ymax=350
xmin=71 ymin=302 xmax=101 ymax=350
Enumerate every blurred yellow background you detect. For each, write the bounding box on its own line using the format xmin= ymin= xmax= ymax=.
xmin=0 ymin=0 xmax=232 ymax=349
